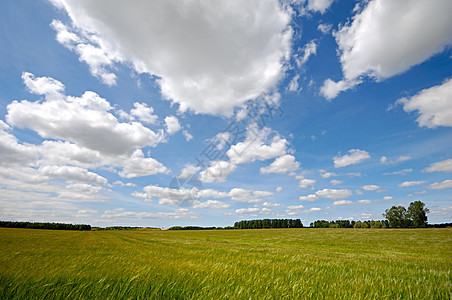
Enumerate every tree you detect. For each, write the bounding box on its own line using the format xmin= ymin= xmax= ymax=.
xmin=383 ymin=206 xmax=410 ymax=228
xmin=407 ymin=201 xmax=429 ymax=228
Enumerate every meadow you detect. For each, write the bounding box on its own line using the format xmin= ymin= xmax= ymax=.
xmin=1 ymin=227 xmax=451 ymax=299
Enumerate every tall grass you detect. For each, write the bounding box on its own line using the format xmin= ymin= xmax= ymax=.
xmin=1 ymin=228 xmax=451 ymax=299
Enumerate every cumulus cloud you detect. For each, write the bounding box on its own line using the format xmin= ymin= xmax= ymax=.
xmin=358 ymin=200 xmax=372 ymax=204
xmin=50 ymin=0 xmax=293 ymax=115
xmin=383 ymin=169 xmax=413 ymax=176
xmin=296 ymin=40 xmax=317 ymax=68
xmin=260 ymin=154 xmax=300 ymax=174
xmin=315 ymin=188 xmax=352 ymax=199
xmin=333 ymin=149 xmax=370 ymax=168
xmin=199 ymin=160 xmax=237 ymax=183
xmin=307 ymin=0 xmax=334 ymax=14
xmin=299 ymin=178 xmax=316 ymax=189
xmin=178 ymin=164 xmax=201 ymax=179
xmin=118 ymin=149 xmax=169 ymax=178
xmin=333 ymin=200 xmax=353 ymax=206
xmin=317 ymin=23 xmax=332 ymax=34
xmin=102 ymin=208 xmax=199 ymax=219
xmin=130 ymin=102 xmax=158 ymax=124
xmin=40 ymin=165 xmax=108 ymax=186
xmin=199 ymin=125 xmax=289 ymax=182
xmin=362 ymin=185 xmax=380 ymax=191
xmin=320 ymin=78 xmax=359 ymax=101
xmin=397 ymin=78 xmax=452 ymax=128
xmin=50 ymin=20 xmax=119 ymax=85
xmin=263 ymin=201 xmax=280 ymax=207
xmin=299 ymin=194 xmax=318 ymax=201
xmin=319 ymin=169 xmax=337 ymax=178
xmin=322 ymin=0 xmax=452 ymax=99
xmin=192 ymin=200 xmax=230 ymax=209
xmin=140 ymin=185 xmax=273 ymax=206
xmin=164 ymin=115 xmax=182 ymax=135
xmin=398 ymin=181 xmax=427 ymax=187
xmin=428 ymin=180 xmax=452 ymax=190
xmin=287 ymin=75 xmax=300 ymax=92
xmin=330 ymin=179 xmax=342 ymax=185
xmin=7 ymin=73 xmax=165 ymax=156
xmin=424 ymin=158 xmax=452 ymax=172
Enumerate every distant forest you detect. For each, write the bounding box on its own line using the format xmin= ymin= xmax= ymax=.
xmin=0 ymin=221 xmax=91 ymax=231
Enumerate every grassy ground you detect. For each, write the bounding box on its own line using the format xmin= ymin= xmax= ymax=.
xmin=1 ymin=227 xmax=451 ymax=299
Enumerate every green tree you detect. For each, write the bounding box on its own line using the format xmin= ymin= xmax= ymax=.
xmin=383 ymin=206 xmax=409 ymax=228
xmin=407 ymin=201 xmax=429 ymax=228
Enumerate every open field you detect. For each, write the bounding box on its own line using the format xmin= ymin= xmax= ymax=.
xmin=1 ymin=228 xmax=451 ymax=299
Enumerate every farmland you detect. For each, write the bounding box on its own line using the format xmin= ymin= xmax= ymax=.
xmin=1 ymin=228 xmax=451 ymax=299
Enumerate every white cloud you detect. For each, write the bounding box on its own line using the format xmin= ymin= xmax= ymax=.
xmin=382 ymin=196 xmax=393 ymax=201
xmin=50 ymin=20 xmax=119 ymax=86
xmin=307 ymin=0 xmax=334 ymax=14
xmin=299 ymin=194 xmax=318 ymax=201
xmin=260 ymin=154 xmax=300 ymax=174
xmin=296 ymin=40 xmax=317 ymax=67
xmin=398 ymin=181 xmax=427 ymax=187
xmin=383 ymin=169 xmax=413 ymax=176
xmin=287 ymin=205 xmax=304 ymax=210
xmin=263 ymin=201 xmax=280 ymax=207
xmin=21 ymin=72 xmax=65 ymax=96
xmin=380 ymin=155 xmax=411 ymax=165
xmin=358 ymin=200 xmax=372 ymax=204
xmin=199 ymin=160 xmax=237 ymax=183
xmin=164 ymin=115 xmax=182 ymax=135
xmin=317 ymin=23 xmax=332 ymax=34
xmin=229 ymin=188 xmax=273 ymax=203
xmin=428 ymin=180 xmax=452 ymax=190
xmin=182 ymin=130 xmax=193 ymax=141
xmin=316 ymin=188 xmax=352 ymax=199
xmin=307 ymin=207 xmax=322 ymax=212
xmin=319 ymin=169 xmax=337 ymax=178
xmin=140 ymin=185 xmax=273 ymax=206
xmin=40 ymin=165 xmax=107 ymax=186
xmin=7 ymin=73 xmax=165 ymax=156
xmin=362 ymin=185 xmax=380 ymax=191
xmin=275 ymin=186 xmax=283 ymax=192
xmin=192 ymin=200 xmax=230 ymax=209
xmin=287 ymin=75 xmax=300 ymax=92
xmin=235 ymin=208 xmax=260 ymax=215
xmin=333 ymin=200 xmax=353 ymax=206
xmin=320 ymin=78 xmax=360 ymax=101
xmin=227 ymin=126 xmax=288 ymax=165
xmin=424 ymin=159 xmax=452 ymax=173
xmin=324 ymin=0 xmax=452 ymax=99
xmin=178 ymin=164 xmax=201 ymax=179
xmin=330 ymin=179 xmax=342 ymax=185
xmin=397 ymin=78 xmax=452 ymax=128
xmin=130 ymin=102 xmax=158 ymax=124
xmin=299 ymin=178 xmax=316 ymax=189
xmin=333 ymin=149 xmax=370 ymax=168
xmin=102 ymin=208 xmax=199 ymax=219
xmin=51 ymin=0 xmax=293 ymax=116
xmin=118 ymin=149 xmax=169 ymax=178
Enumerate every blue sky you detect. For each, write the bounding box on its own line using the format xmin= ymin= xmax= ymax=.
xmin=1 ymin=0 xmax=451 ymax=227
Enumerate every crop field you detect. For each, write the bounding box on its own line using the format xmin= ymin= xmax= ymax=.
xmin=1 ymin=228 xmax=451 ymax=299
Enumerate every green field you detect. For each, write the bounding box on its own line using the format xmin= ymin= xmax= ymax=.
xmin=1 ymin=228 xmax=451 ymax=299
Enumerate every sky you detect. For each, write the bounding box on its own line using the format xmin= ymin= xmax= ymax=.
xmin=1 ymin=0 xmax=451 ymax=228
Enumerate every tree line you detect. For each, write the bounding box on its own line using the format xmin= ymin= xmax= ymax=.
xmin=309 ymin=219 xmax=390 ymax=228
xmin=234 ymin=219 xmax=303 ymax=229
xmin=0 ymin=221 xmax=91 ymax=231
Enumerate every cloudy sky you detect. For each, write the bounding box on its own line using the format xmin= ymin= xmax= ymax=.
xmin=1 ymin=0 xmax=451 ymax=227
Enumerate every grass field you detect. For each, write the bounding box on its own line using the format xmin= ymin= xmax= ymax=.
xmin=1 ymin=227 xmax=451 ymax=299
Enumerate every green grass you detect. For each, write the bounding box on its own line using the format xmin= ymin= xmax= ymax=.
xmin=1 ymin=228 xmax=451 ymax=299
